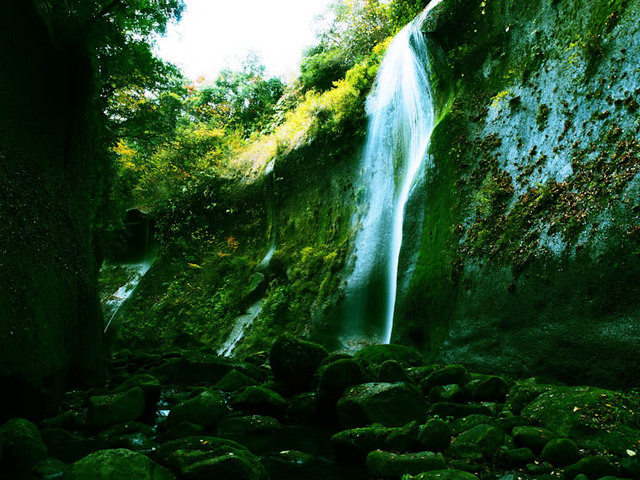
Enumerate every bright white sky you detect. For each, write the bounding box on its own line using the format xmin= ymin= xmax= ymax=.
xmin=155 ymin=0 xmax=335 ymax=83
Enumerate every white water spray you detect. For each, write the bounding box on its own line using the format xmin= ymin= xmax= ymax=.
xmin=342 ymin=1 xmax=442 ymax=346
xmin=103 ymin=261 xmax=152 ymax=333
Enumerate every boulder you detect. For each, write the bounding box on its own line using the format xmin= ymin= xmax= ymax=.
xmin=285 ymin=393 xmax=318 ymax=424
xmin=417 ymin=418 xmax=451 ymax=452
xmin=429 ymin=402 xmax=493 ymax=419
xmin=521 ymin=385 xmax=640 ymax=454
xmin=354 ymin=344 xmax=423 ymax=367
xmin=337 ymin=382 xmax=427 ymax=428
xmin=447 ymin=424 xmax=505 ymax=460
xmin=112 ymin=374 xmax=161 ymax=417
xmin=379 ymin=360 xmax=412 ymax=383
xmin=215 ymin=369 xmax=258 ymax=392
xmin=499 ymin=447 xmax=535 ymax=466
xmin=217 ymin=415 xmax=281 ymax=435
xmin=450 ymin=415 xmax=499 ymax=436
xmin=564 ymin=456 xmax=620 ymax=480
xmin=316 ymin=358 xmax=365 ymax=409
xmin=365 ymin=449 xmax=446 ymax=477
xmin=232 ymin=386 xmax=287 ymax=417
xmin=470 ymin=375 xmax=510 ymax=402
xmin=182 ymin=451 xmax=266 ymax=480
xmin=86 ymin=387 xmax=145 ymax=431
xmin=511 ymin=426 xmax=559 ymax=453
xmin=154 ymin=436 xmax=249 ymax=466
xmin=168 ymin=389 xmax=228 ymax=429
xmin=414 ymin=470 xmax=479 ymax=480
xmin=269 ymin=335 xmax=328 ymax=392
xmin=429 ymin=384 xmax=465 ymax=403
xmin=420 ymin=365 xmax=471 ymax=394
xmin=41 ymin=427 xmax=94 ymax=464
xmin=0 ymin=418 xmax=48 ymax=471
xmin=540 ymin=438 xmax=581 ymax=467
xmin=331 ymin=426 xmax=393 ymax=463
xmin=66 ymin=448 xmax=173 ymax=480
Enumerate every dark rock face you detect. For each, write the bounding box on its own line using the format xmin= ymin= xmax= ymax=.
xmin=269 ymin=335 xmax=328 ymax=392
xmin=0 ymin=0 xmax=105 ymax=420
xmin=393 ymin=0 xmax=640 ymax=389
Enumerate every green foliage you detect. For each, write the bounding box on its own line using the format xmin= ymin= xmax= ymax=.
xmin=300 ymin=46 xmax=351 ymax=93
xmin=388 ymin=0 xmax=430 ymax=31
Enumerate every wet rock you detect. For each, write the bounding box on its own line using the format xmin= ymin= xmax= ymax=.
xmin=470 ymin=375 xmax=510 ymax=402
xmin=414 ymin=470 xmax=479 ymax=480
xmin=385 ymin=421 xmax=421 ymax=453
xmin=620 ymin=457 xmax=640 ymax=479
xmin=0 ymin=418 xmax=48 ymax=472
xmin=262 ymin=450 xmax=331 ymax=479
xmin=86 ymin=387 xmax=145 ymax=431
xmin=215 ymin=369 xmax=258 ymax=392
xmin=429 ymin=384 xmax=465 ymax=403
xmin=365 ymin=449 xmax=446 ymax=477
xmin=269 ymin=335 xmax=328 ymax=392
xmin=429 ymin=402 xmax=493 ymax=419
xmin=521 ymin=385 xmax=640 ymax=454
xmin=41 ymin=427 xmax=94 ymax=464
xmin=31 ymin=458 xmax=67 ymax=479
xmin=217 ymin=415 xmax=282 ymax=435
xmin=232 ymin=386 xmax=287 ymax=417
xmin=511 ymin=426 xmax=559 ymax=453
xmin=337 ymin=382 xmax=427 ymax=428
xmin=154 ymin=436 xmax=249 ymax=466
xmin=156 ymin=421 xmax=205 ymax=443
xmin=354 ymin=344 xmax=423 ymax=367
xmin=182 ymin=450 xmax=266 ymax=480
xmin=499 ymin=447 xmax=535 ymax=466
xmin=331 ymin=426 xmax=393 ymax=463
xmin=66 ymin=448 xmax=173 ymax=480
xmin=564 ymin=455 xmax=620 ymax=480
xmin=285 ymin=393 xmax=318 ymax=424
xmin=420 ymin=365 xmax=471 ymax=394
xmin=504 ymin=379 xmax=556 ymax=414
xmin=316 ymin=358 xmax=365 ymax=411
xmin=540 ymin=438 xmax=580 ymax=466
xmin=112 ymin=374 xmax=161 ymax=417
xmin=379 ymin=360 xmax=412 ymax=383
xmin=168 ymin=389 xmax=228 ymax=429
xmin=450 ymin=415 xmax=499 ymax=436
xmin=417 ymin=418 xmax=451 ymax=452
xmin=447 ymin=424 xmax=505 ymax=460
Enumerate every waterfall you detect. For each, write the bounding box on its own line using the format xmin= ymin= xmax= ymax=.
xmin=218 ymin=159 xmax=277 ymax=356
xmin=341 ymin=1 xmax=442 ymax=347
xmin=103 ymin=261 xmax=152 ymax=333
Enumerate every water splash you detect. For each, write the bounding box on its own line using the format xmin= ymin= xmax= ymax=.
xmin=341 ymin=1 xmax=442 ymax=347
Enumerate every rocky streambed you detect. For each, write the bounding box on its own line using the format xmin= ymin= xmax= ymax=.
xmin=2 ymin=337 xmax=640 ymax=480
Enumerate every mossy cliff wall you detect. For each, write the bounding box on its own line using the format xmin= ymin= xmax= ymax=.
xmin=0 ymin=1 xmax=105 ymax=419
xmin=395 ymin=0 xmax=640 ymax=387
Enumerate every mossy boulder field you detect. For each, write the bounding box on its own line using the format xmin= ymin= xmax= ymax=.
xmin=2 ymin=0 xmax=640 ymax=479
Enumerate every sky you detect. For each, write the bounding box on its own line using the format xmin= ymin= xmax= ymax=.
xmin=154 ymin=0 xmax=335 ymax=83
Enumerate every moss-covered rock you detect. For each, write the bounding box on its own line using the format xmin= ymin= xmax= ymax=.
xmin=429 ymin=402 xmax=493 ymax=419
xmin=379 ymin=360 xmax=412 ymax=383
xmin=414 ymin=470 xmax=479 ymax=480
xmin=499 ymin=447 xmax=535 ymax=467
xmin=182 ymin=451 xmax=266 ymax=480
xmin=470 ymin=375 xmax=509 ymax=402
xmin=354 ymin=344 xmax=423 ymax=367
xmin=511 ymin=426 xmax=559 ymax=453
xmin=269 ymin=335 xmax=328 ymax=392
xmin=232 ymin=386 xmax=287 ymax=417
xmin=217 ymin=415 xmax=281 ymax=435
xmin=86 ymin=387 xmax=146 ymax=431
xmin=215 ymin=369 xmax=258 ymax=392
xmin=540 ymin=438 xmax=581 ymax=467
xmin=112 ymin=374 xmax=161 ymax=417
xmin=365 ymin=449 xmax=446 ymax=477
xmin=168 ymin=389 xmax=228 ymax=429
xmin=316 ymin=358 xmax=366 ymax=410
xmin=331 ymin=426 xmax=393 ymax=463
xmin=420 ymin=365 xmax=471 ymax=394
xmin=450 ymin=415 xmax=499 ymax=436
xmin=447 ymin=424 xmax=505 ymax=460
xmin=564 ymin=455 xmax=621 ymax=480
xmin=417 ymin=418 xmax=451 ymax=452
xmin=41 ymin=427 xmax=93 ymax=464
xmin=521 ymin=385 xmax=640 ymax=454
xmin=0 ymin=418 xmax=48 ymax=472
xmin=66 ymin=448 xmax=173 ymax=480
xmin=337 ymin=382 xmax=427 ymax=428
xmin=385 ymin=421 xmax=421 ymax=453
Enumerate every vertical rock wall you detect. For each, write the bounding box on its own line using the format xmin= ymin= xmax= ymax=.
xmin=0 ymin=0 xmax=105 ymax=419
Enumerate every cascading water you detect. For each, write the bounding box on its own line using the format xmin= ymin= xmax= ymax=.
xmin=341 ymin=0 xmax=442 ymax=347
xmin=218 ymin=159 xmax=277 ymax=356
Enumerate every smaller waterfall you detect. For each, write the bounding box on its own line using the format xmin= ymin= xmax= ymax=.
xmin=103 ymin=260 xmax=152 ymax=333
xmin=342 ymin=0 xmax=442 ymax=347
xmin=218 ymin=160 xmax=277 ymax=357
